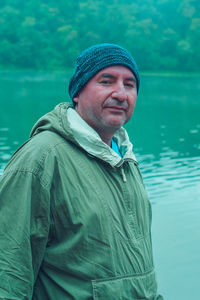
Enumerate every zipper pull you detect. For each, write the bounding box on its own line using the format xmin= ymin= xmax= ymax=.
xmin=120 ymin=167 xmax=127 ymax=182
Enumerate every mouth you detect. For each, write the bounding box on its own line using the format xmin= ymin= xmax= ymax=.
xmin=103 ymin=105 xmax=127 ymax=112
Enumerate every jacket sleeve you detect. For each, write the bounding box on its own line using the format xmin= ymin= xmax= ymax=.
xmin=0 ymin=168 xmax=51 ymax=300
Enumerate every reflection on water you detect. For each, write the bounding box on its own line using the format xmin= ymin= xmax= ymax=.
xmin=0 ymin=129 xmax=11 ymax=174
xmin=139 ymin=152 xmax=200 ymax=204
xmin=135 ymin=151 xmax=200 ymax=299
xmin=0 ymin=128 xmax=19 ymax=174
xmin=0 ymin=71 xmax=200 ymax=299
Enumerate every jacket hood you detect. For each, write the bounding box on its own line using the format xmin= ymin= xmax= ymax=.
xmin=30 ymin=102 xmax=137 ymax=167
xmin=30 ymin=102 xmax=74 ymax=140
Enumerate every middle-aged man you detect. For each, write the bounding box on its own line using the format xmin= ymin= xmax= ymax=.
xmin=0 ymin=43 xmax=163 ymax=299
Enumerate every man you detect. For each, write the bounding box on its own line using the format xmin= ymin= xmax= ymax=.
xmin=0 ymin=44 xmax=163 ymax=299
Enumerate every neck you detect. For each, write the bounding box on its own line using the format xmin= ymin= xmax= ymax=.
xmin=74 ymin=107 xmax=116 ymax=147
xmin=95 ymin=129 xmax=116 ymax=147
xmin=90 ymin=125 xmax=119 ymax=147
xmin=99 ymin=135 xmax=113 ymax=146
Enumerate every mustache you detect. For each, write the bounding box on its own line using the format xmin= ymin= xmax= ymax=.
xmin=103 ymin=99 xmax=128 ymax=109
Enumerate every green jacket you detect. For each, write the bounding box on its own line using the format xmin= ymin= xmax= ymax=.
xmin=0 ymin=103 xmax=163 ymax=299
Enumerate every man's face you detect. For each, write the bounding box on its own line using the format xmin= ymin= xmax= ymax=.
xmin=74 ymin=65 xmax=137 ymax=139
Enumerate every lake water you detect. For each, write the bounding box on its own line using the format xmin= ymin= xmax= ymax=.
xmin=0 ymin=71 xmax=200 ymax=299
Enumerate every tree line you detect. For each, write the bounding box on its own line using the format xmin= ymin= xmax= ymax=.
xmin=0 ymin=0 xmax=199 ymax=72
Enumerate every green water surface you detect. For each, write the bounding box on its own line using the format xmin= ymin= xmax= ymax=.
xmin=0 ymin=71 xmax=200 ymax=299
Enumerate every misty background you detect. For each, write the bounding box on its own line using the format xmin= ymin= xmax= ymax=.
xmin=0 ymin=0 xmax=200 ymax=72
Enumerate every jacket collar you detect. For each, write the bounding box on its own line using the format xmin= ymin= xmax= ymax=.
xmin=66 ymin=107 xmax=137 ymax=167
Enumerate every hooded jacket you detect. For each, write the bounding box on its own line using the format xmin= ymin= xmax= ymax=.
xmin=0 ymin=103 xmax=163 ymax=299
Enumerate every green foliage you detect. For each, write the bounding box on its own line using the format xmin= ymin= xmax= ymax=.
xmin=0 ymin=0 xmax=199 ymax=71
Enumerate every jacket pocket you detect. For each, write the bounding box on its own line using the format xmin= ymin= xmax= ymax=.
xmin=92 ymin=269 xmax=159 ymax=300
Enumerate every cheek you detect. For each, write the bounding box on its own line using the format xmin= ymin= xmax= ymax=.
xmin=129 ymin=97 xmax=137 ymax=109
xmin=127 ymin=98 xmax=137 ymax=116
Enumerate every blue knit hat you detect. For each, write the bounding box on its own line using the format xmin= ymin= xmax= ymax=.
xmin=68 ymin=43 xmax=140 ymax=103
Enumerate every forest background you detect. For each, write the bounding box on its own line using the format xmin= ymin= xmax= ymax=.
xmin=0 ymin=0 xmax=200 ymax=72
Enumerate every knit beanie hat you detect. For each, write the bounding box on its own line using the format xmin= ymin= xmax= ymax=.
xmin=68 ymin=43 xmax=140 ymax=103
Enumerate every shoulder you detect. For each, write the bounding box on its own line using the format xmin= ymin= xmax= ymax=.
xmin=3 ymin=131 xmax=70 ymax=183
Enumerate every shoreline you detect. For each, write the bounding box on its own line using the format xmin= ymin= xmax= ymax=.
xmin=0 ymin=69 xmax=200 ymax=78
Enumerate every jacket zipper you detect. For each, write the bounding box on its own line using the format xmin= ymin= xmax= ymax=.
xmin=120 ymin=166 xmax=127 ymax=182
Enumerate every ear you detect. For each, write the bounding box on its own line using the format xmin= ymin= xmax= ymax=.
xmin=73 ymin=95 xmax=79 ymax=105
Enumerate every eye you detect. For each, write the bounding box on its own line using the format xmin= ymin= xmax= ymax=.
xmin=125 ymin=83 xmax=133 ymax=87
xmin=100 ymin=80 xmax=112 ymax=85
xmin=125 ymin=82 xmax=136 ymax=88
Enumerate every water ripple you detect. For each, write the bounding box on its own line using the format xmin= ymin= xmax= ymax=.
xmin=139 ymin=154 xmax=200 ymax=204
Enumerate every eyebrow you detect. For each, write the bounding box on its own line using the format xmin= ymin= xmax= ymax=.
xmin=100 ymin=73 xmax=136 ymax=82
xmin=125 ymin=77 xmax=136 ymax=82
xmin=100 ymin=73 xmax=115 ymax=79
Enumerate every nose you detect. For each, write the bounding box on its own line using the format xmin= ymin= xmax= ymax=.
xmin=111 ymin=83 xmax=127 ymax=102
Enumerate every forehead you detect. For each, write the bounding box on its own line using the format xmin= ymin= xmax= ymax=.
xmin=95 ymin=65 xmax=135 ymax=79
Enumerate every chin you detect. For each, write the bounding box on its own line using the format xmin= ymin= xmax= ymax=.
xmin=106 ymin=120 xmax=125 ymax=129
